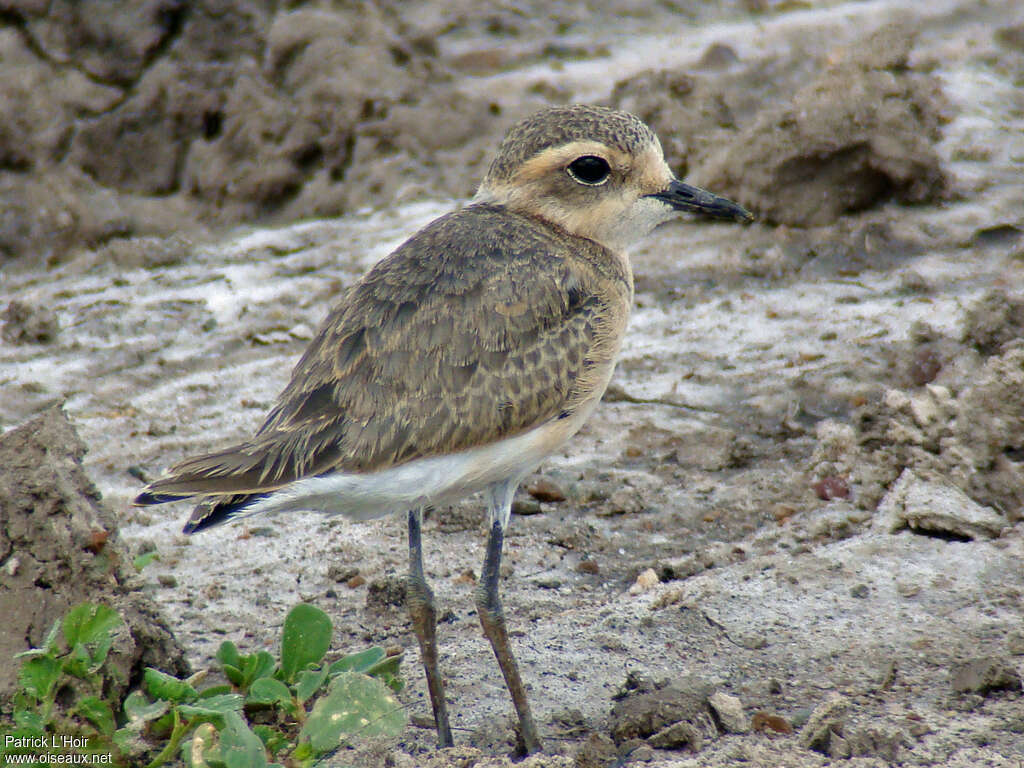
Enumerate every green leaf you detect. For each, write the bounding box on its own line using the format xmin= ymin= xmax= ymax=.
xmin=133 ymin=551 xmax=160 ymax=570
xmin=75 ymin=696 xmax=116 ymax=737
xmin=365 ymin=653 xmax=402 ymax=680
xmin=328 ymin=647 xmax=385 ymax=676
xmin=299 ymin=672 xmax=407 ymax=754
xmin=252 ymin=725 xmax=289 ymax=758
xmin=62 ymin=603 xmax=122 ymax=647
xmin=18 ymin=656 xmax=60 ymax=700
xmin=198 ymin=684 xmax=235 ymax=698
xmin=241 ymin=651 xmax=276 ymax=688
xmin=221 ymin=664 xmax=244 ymax=687
xmin=123 ymin=690 xmax=171 ymax=722
xmin=144 ymin=667 xmax=198 ymax=703
xmin=42 ymin=618 xmax=62 ymax=653
xmin=247 ymin=678 xmax=293 ymax=708
xmin=219 ymin=711 xmax=267 ymax=768
xmin=178 ymin=693 xmax=245 ymax=725
xmin=293 ymin=666 xmax=329 ymax=704
xmin=279 ymin=604 xmax=332 ymax=683
xmin=62 ymin=642 xmax=94 ymax=678
xmin=14 ymin=708 xmax=45 ymax=731
xmin=216 ymin=641 xmax=240 ymax=671
xmin=289 ymin=742 xmax=315 ymax=764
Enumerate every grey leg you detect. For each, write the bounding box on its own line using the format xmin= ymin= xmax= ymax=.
xmin=406 ymin=507 xmax=453 ymax=748
xmin=475 ymin=517 xmax=542 ymax=754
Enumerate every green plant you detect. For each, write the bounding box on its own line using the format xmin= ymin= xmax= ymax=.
xmin=2 ymin=602 xmax=407 ymax=768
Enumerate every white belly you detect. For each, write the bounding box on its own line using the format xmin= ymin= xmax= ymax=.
xmin=240 ymin=398 xmax=599 ymax=522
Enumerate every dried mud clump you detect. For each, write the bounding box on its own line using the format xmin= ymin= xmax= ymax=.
xmin=809 ymin=291 xmax=1024 ymax=520
xmin=614 ymin=25 xmax=950 ymax=227
xmin=700 ymin=26 xmax=950 ymax=226
xmin=0 ymin=0 xmax=458 ymax=265
xmin=0 ymin=407 xmax=188 ymax=707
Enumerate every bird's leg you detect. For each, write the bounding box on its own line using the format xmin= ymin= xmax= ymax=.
xmin=406 ymin=507 xmax=453 ymax=748
xmin=475 ymin=515 xmax=542 ymax=754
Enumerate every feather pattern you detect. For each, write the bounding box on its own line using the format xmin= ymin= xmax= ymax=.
xmin=138 ymin=203 xmax=632 ymax=527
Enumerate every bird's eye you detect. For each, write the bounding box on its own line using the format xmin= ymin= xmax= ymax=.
xmin=566 ymin=155 xmax=611 ymax=186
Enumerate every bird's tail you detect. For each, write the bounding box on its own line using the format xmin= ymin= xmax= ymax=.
xmin=134 ymin=442 xmax=289 ymax=534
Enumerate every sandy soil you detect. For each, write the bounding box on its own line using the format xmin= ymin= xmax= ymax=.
xmin=2 ymin=0 xmax=1024 ymax=766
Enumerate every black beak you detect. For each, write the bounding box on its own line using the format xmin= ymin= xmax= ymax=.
xmin=647 ymin=180 xmax=753 ymax=222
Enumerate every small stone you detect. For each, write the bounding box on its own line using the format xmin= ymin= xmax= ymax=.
xmin=752 ymin=711 xmax=792 ymax=734
xmin=366 ymin=575 xmax=406 ymax=609
xmin=734 ymin=631 xmax=768 ymax=650
xmin=157 ymin=574 xmax=178 ymax=588
xmin=346 ymin=574 xmax=366 ymax=589
xmin=951 ymin=657 xmax=1023 ymax=695
xmin=1007 ymin=630 xmax=1024 ymax=656
xmin=575 ymin=733 xmax=617 ymax=768
xmin=813 ymin=475 xmax=850 ymax=501
xmin=908 ymin=346 xmax=942 ymax=386
xmin=883 ymin=388 xmax=911 ymax=411
xmin=627 ymin=743 xmax=655 ymax=761
xmin=526 ymin=478 xmax=566 ymax=503
xmin=875 ymin=470 xmax=1006 ymax=539
xmin=511 ymin=498 xmax=542 ymax=515
xmin=629 ymin=568 xmax=659 ymax=595
xmin=1 ymin=300 xmax=58 ymax=344
xmin=648 ymin=720 xmax=702 ymax=750
xmin=288 ymin=323 xmax=314 ymax=340
xmin=327 ymin=564 xmax=360 ymax=582
xmin=708 ymin=691 xmax=749 ymax=733
xmin=799 ymin=693 xmax=849 ymax=752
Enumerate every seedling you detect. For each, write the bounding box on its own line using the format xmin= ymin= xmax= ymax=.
xmin=1 ymin=602 xmax=406 ymax=767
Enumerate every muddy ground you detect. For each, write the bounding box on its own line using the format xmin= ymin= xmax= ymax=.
xmin=2 ymin=0 xmax=1024 ymax=766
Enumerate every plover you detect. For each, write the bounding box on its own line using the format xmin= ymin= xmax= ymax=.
xmin=135 ymin=104 xmax=752 ymax=754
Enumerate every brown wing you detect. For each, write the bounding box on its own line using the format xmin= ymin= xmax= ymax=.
xmin=138 ymin=204 xmax=628 ymax=501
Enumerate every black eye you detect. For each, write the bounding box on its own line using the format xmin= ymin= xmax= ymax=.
xmin=566 ymin=155 xmax=611 ymax=186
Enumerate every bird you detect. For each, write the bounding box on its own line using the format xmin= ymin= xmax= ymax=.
xmin=134 ymin=104 xmax=752 ymax=754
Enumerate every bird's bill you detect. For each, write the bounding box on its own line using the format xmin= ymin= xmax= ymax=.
xmin=647 ymin=180 xmax=753 ymax=222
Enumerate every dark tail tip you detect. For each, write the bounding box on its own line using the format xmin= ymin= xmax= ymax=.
xmin=182 ymin=493 xmax=268 ymax=535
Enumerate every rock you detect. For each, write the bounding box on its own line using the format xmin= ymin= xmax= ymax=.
xmin=526 ymin=478 xmax=566 ymax=503
xmin=603 ymin=487 xmax=645 ymax=516
xmin=961 ymin=289 xmax=1024 ymax=355
xmin=609 ymin=675 xmax=715 ymax=746
xmin=648 ymin=720 xmax=702 ymax=750
xmin=799 ymin=693 xmax=849 ymax=753
xmin=365 ymin=574 xmax=407 ymax=610
xmin=708 ymin=691 xmax=750 ymax=734
xmin=0 ymin=407 xmax=188 ymax=706
xmin=574 ymin=732 xmax=618 ymax=768
xmin=2 ymin=301 xmax=59 ymax=344
xmin=875 ymin=469 xmax=1007 ymax=539
xmin=693 ymin=26 xmax=949 ymax=226
xmin=629 ymin=568 xmax=660 ymax=595
xmin=951 ymin=657 xmax=1023 ymax=695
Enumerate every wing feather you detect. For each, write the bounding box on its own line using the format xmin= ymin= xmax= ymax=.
xmin=137 ymin=203 xmax=629 ymax=506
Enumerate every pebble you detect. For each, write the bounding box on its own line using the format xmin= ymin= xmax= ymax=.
xmin=526 ymin=478 xmax=567 ymax=503
xmin=648 ymin=720 xmax=702 ymax=750
xmin=799 ymin=693 xmax=849 ymax=752
xmin=875 ymin=469 xmax=1006 ymax=539
xmin=629 ymin=568 xmax=659 ymax=595
xmin=951 ymin=656 xmax=1023 ymax=694
xmin=708 ymin=691 xmax=750 ymax=733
